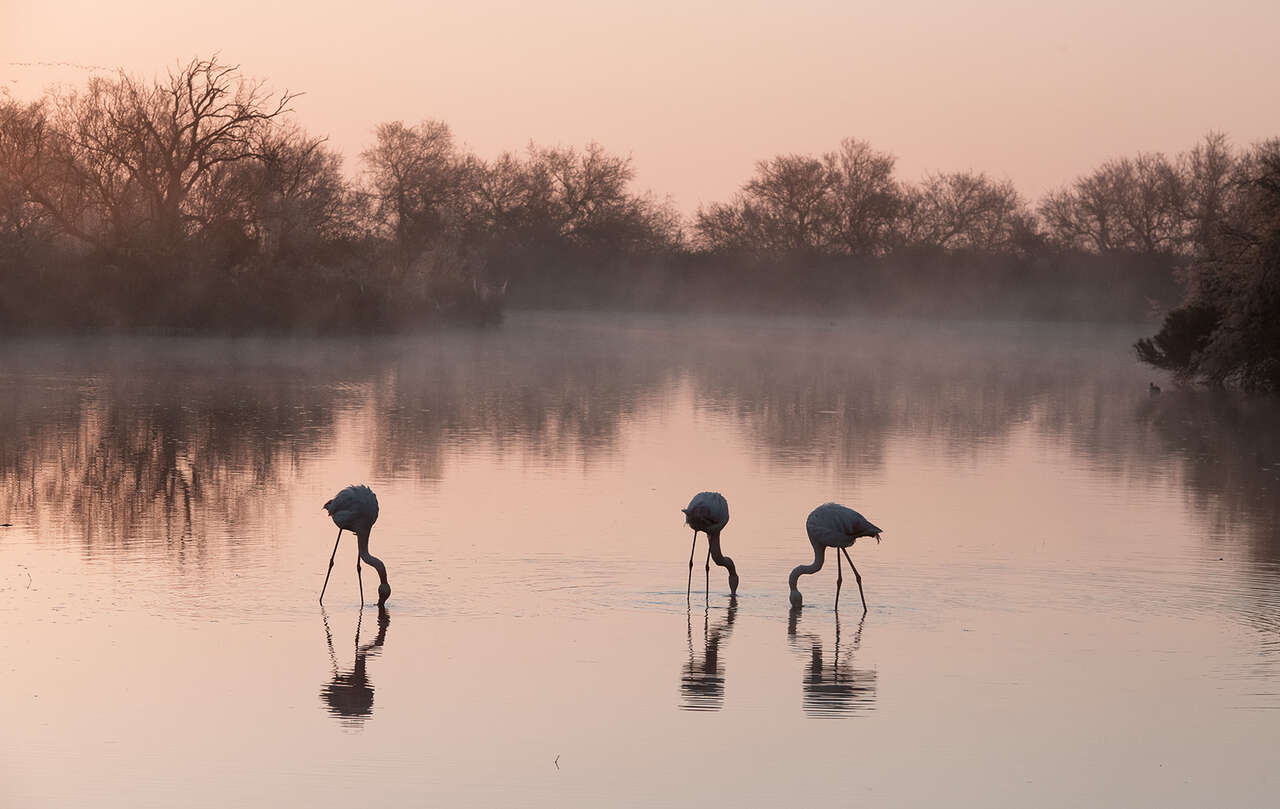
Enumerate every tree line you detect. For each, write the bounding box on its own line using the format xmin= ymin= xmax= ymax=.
xmin=0 ymin=57 xmax=679 ymax=331
xmin=692 ymin=133 xmax=1244 ymax=259
xmin=0 ymin=57 xmax=1276 ymax=388
xmin=699 ymin=134 xmax=1277 ymax=389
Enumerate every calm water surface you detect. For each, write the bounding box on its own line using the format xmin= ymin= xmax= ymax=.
xmin=1 ymin=312 xmax=1278 ymax=807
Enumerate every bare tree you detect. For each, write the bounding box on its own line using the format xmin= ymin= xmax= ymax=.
xmin=26 ymin=57 xmax=296 ymax=255
xmin=1114 ymin=153 xmax=1186 ymax=254
xmin=1181 ymin=132 xmax=1235 ymax=260
xmin=362 ymin=119 xmax=467 ymax=266
xmin=239 ymin=124 xmax=353 ymax=261
xmin=900 ymin=171 xmax=1026 ymax=252
xmin=826 ymin=138 xmax=900 ymax=256
xmin=0 ymin=96 xmax=53 ymax=246
xmin=1039 ymin=152 xmax=1185 ymax=254
xmin=744 ymin=154 xmax=834 ymax=252
xmin=467 ymin=151 xmax=540 ymax=244
xmin=695 ymin=138 xmax=908 ymax=256
xmin=3 ymin=92 xmax=127 ymax=251
xmin=694 ymin=197 xmax=771 ymax=253
xmin=695 ymin=152 xmax=835 ymax=254
xmin=517 ymin=143 xmax=678 ymax=253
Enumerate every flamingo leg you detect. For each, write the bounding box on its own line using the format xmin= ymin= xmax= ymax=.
xmin=357 ymin=557 xmax=364 ymax=606
xmin=320 ymin=529 xmax=342 ymax=604
xmin=841 ymin=547 xmax=867 ymax=613
xmin=835 ymin=547 xmax=843 ymax=610
xmin=687 ymin=530 xmax=697 ymax=597
xmin=704 ymin=546 xmax=711 ymax=593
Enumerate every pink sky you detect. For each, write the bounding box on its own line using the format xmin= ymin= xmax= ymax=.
xmin=5 ymin=0 xmax=1278 ymax=213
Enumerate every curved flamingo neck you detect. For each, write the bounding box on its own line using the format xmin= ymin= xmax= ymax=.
xmin=707 ymin=531 xmax=739 ymax=593
xmin=356 ymin=530 xmax=391 ymax=603
xmin=788 ymin=540 xmax=825 ymax=604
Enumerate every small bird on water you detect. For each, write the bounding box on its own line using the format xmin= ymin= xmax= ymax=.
xmin=321 ymin=485 xmax=391 ymax=606
xmin=788 ymin=503 xmax=882 ymax=612
xmin=682 ymin=491 xmax=739 ymax=595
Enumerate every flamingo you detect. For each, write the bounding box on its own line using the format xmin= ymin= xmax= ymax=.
xmin=682 ymin=491 xmax=739 ymax=595
xmin=788 ymin=502 xmax=882 ymax=611
xmin=320 ymin=484 xmax=391 ymax=606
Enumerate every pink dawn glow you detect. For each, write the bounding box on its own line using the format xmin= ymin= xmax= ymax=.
xmin=5 ymin=0 xmax=1279 ymax=213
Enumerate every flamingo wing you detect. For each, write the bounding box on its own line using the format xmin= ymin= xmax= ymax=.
xmin=323 ymin=484 xmax=380 ymax=531
xmin=807 ymin=502 xmax=881 ymax=546
xmin=683 ymin=491 xmax=729 ymax=532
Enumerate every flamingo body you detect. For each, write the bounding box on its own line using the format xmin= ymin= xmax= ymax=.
xmin=683 ymin=491 xmax=729 ymax=534
xmin=324 ymin=484 xmax=379 ymax=534
xmin=805 ymin=502 xmax=881 ymax=549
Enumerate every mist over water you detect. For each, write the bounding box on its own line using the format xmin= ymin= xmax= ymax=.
xmin=2 ymin=312 xmax=1278 ymax=807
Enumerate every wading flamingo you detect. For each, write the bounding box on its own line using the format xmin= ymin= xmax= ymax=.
xmin=320 ymin=484 xmax=391 ymax=606
xmin=788 ymin=503 xmax=882 ymax=611
xmin=682 ymin=491 xmax=739 ymax=596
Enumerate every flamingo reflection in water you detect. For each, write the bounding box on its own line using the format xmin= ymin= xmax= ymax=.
xmin=679 ymin=595 xmax=738 ymax=711
xmin=319 ymin=605 xmax=391 ymax=726
xmin=787 ymin=606 xmax=877 ymax=718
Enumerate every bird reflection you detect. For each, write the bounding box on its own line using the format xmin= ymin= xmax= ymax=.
xmin=679 ymin=595 xmax=738 ymax=711
xmin=319 ymin=605 xmax=390 ymax=726
xmin=787 ymin=607 xmax=877 ymax=718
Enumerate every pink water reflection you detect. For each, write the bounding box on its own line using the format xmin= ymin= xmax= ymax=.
xmin=1 ymin=313 xmax=1278 ymax=807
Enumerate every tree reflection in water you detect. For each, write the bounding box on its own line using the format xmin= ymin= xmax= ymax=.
xmin=787 ymin=607 xmax=877 ymax=718
xmin=2 ymin=319 xmax=1278 ymax=574
xmin=679 ymin=595 xmax=737 ymax=711
xmin=1134 ymin=391 xmax=1280 ymax=565
xmin=319 ymin=606 xmax=390 ymax=727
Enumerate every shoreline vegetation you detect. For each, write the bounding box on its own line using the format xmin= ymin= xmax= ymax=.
xmin=1 ymin=57 xmax=1277 ymax=388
